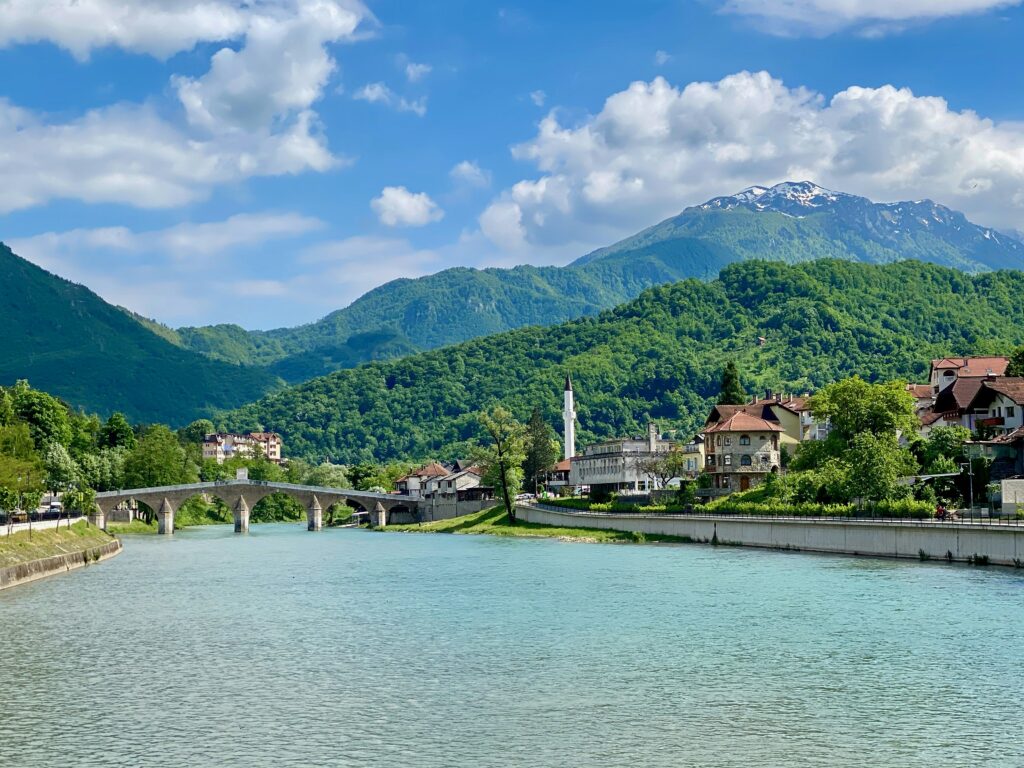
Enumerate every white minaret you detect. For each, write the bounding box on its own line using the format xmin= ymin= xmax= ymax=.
xmin=563 ymin=374 xmax=576 ymax=460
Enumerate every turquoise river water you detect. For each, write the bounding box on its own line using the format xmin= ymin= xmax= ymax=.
xmin=1 ymin=523 xmax=1023 ymax=767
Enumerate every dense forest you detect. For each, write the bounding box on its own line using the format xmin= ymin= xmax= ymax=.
xmin=0 ymin=244 xmax=280 ymax=425
xmin=224 ymin=259 xmax=1024 ymax=464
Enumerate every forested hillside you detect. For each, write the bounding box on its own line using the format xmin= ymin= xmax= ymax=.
xmin=224 ymin=260 xmax=1024 ymax=463
xmin=178 ymin=182 xmax=1024 ymax=381
xmin=0 ymin=244 xmax=280 ymax=425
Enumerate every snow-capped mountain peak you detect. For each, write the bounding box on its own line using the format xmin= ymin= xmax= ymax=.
xmin=699 ymin=181 xmax=849 ymax=214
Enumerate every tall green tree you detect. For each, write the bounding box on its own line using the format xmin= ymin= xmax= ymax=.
xmin=0 ymin=388 xmax=12 ymax=426
xmin=10 ymin=380 xmax=71 ymax=449
xmin=177 ymin=419 xmax=215 ymax=446
xmin=1007 ymin=346 xmax=1024 ymax=377
xmin=844 ymin=433 xmax=916 ymax=503
xmin=43 ymin=443 xmax=80 ymax=494
xmin=101 ymin=412 xmax=137 ymax=450
xmin=717 ymin=361 xmax=747 ymax=405
xmin=809 ymin=377 xmax=917 ymax=443
xmin=474 ymin=406 xmax=526 ymax=523
xmin=123 ymin=425 xmax=198 ymax=488
xmin=522 ymin=408 xmax=558 ymax=494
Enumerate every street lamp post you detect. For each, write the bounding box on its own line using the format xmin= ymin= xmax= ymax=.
xmin=960 ymin=461 xmax=974 ymax=521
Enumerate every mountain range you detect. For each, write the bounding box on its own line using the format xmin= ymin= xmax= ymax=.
xmin=167 ymin=181 xmax=1024 ymax=381
xmin=2 ymin=180 xmax=1023 ymax=425
xmin=0 ymin=243 xmax=279 ymax=425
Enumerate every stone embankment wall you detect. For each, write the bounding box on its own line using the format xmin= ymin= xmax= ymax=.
xmin=519 ymin=506 xmax=1024 ymax=566
xmin=0 ymin=539 xmax=122 ymax=591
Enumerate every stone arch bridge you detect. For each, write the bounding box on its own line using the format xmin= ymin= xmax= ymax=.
xmin=95 ymin=480 xmax=419 ymax=534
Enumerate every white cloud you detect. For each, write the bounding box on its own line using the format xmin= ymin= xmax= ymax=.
xmin=480 ymin=71 xmax=1024 ymax=252
xmin=0 ymin=1 xmax=367 ymax=212
xmin=405 ymin=62 xmax=432 ymax=82
xmin=723 ymin=0 xmax=1022 ymax=35
xmin=353 ymin=82 xmax=428 ymax=116
xmin=371 ymin=186 xmax=444 ymax=227
xmin=450 ymin=160 xmax=491 ymax=188
xmin=174 ymin=2 xmax=361 ymax=133
xmin=654 ymin=50 xmax=672 ymax=65
xmin=0 ymin=100 xmax=340 ymax=212
xmin=530 ymin=90 xmax=547 ymax=107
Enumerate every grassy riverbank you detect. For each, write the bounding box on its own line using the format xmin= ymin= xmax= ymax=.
xmin=0 ymin=522 xmax=115 ymax=568
xmin=386 ymin=506 xmax=692 ymax=544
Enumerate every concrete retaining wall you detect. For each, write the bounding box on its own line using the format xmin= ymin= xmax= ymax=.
xmin=0 ymin=539 xmax=122 ymax=591
xmin=519 ymin=506 xmax=1024 ymax=566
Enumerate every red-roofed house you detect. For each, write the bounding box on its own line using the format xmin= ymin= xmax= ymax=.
xmin=395 ymin=462 xmax=450 ymax=498
xmin=929 ymin=356 xmax=1009 ymax=395
xmin=703 ymin=412 xmax=783 ymax=493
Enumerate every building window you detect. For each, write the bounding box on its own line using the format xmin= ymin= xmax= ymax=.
xmin=1009 ymin=407 xmax=1016 ymax=418
xmin=724 ymin=455 xmax=732 ymax=466
xmin=706 ymin=455 xmax=715 ymax=467
xmin=724 ymin=437 xmax=732 ymax=446
xmin=716 ymin=435 xmax=722 ymax=446
xmin=739 ymin=435 xmax=750 ymax=446
xmin=741 ymin=455 xmax=752 ymax=466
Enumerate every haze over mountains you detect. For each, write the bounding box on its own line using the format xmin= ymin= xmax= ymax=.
xmin=2 ymin=181 xmax=1023 ymax=426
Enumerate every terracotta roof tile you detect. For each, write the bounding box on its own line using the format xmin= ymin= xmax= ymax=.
xmin=705 ymin=412 xmax=783 ymax=433
xmin=984 ymin=377 xmax=1024 ymax=405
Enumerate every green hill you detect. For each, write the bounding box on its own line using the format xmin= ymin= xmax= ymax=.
xmin=180 ymin=182 xmax=1024 ymax=381
xmin=224 ymin=259 xmax=1024 ymax=463
xmin=0 ymin=243 xmax=280 ymax=425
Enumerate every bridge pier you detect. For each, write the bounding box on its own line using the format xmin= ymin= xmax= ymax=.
xmin=233 ymin=496 xmax=250 ymax=533
xmin=157 ymin=498 xmax=175 ymax=535
xmin=371 ymin=502 xmax=387 ymax=529
xmin=307 ymin=496 xmax=323 ymax=531
xmin=89 ymin=503 xmax=106 ymax=531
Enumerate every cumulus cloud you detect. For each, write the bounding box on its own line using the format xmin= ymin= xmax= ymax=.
xmin=0 ymin=100 xmax=340 ymax=212
xmin=300 ymin=236 xmax=440 ymax=299
xmin=371 ymin=186 xmax=444 ymax=227
xmin=354 ymin=82 xmax=427 ymax=116
xmin=450 ymin=160 xmax=491 ymax=188
xmin=0 ymin=1 xmax=366 ymax=212
xmin=405 ymin=61 xmax=432 ymax=82
xmin=530 ymin=90 xmax=547 ymax=107
xmin=480 ymin=71 xmax=1024 ymax=252
xmin=723 ymin=0 xmax=1022 ymax=35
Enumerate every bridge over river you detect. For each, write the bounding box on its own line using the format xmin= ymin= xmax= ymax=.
xmin=95 ymin=480 xmax=419 ymax=534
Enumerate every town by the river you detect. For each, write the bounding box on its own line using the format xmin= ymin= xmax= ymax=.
xmin=2 ymin=523 xmax=1023 ymax=768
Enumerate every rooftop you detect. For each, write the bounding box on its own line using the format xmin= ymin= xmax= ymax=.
xmin=705 ymin=412 xmax=784 ymax=434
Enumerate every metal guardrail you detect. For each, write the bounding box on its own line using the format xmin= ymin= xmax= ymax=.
xmin=528 ymin=502 xmax=1024 ymax=527
xmin=0 ymin=510 xmax=85 ymax=526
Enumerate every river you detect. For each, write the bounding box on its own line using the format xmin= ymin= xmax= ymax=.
xmin=1 ymin=524 xmax=1023 ymax=767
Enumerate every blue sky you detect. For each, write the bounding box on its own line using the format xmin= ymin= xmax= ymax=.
xmin=3 ymin=0 xmax=1024 ymax=329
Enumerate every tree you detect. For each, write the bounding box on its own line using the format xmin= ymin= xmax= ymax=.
xmin=809 ymin=377 xmax=917 ymax=443
xmin=844 ymin=433 xmax=916 ymax=504
xmin=123 ymin=425 xmax=198 ymax=488
xmin=304 ymin=462 xmax=349 ymax=489
xmin=0 ymin=388 xmax=12 ymax=426
xmin=63 ymin=485 xmax=97 ymax=524
xmin=717 ymin=361 xmax=747 ymax=405
xmin=10 ymin=380 xmax=71 ymax=449
xmin=1007 ymin=346 xmax=1024 ymax=377
xmin=474 ymin=406 xmax=526 ymax=523
xmin=43 ymin=443 xmax=80 ymax=494
xmin=102 ymin=412 xmax=137 ymax=450
xmin=920 ymin=426 xmax=971 ymax=471
xmin=522 ymin=408 xmax=558 ymax=494
xmin=637 ymin=450 xmax=690 ymax=490
xmin=177 ymin=419 xmax=215 ymax=446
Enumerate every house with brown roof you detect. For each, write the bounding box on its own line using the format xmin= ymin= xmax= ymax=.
xmin=202 ymin=432 xmax=283 ymax=464
xmin=395 ymin=462 xmax=450 ymax=498
xmin=703 ymin=412 xmax=783 ymax=493
xmin=929 ymin=377 xmax=1024 ymax=436
xmin=929 ymin=356 xmax=1008 ymax=395
xmin=704 ymin=392 xmax=824 ymax=446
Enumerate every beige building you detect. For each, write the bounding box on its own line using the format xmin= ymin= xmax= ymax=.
xmin=703 ymin=413 xmax=783 ymax=493
xmin=202 ymin=432 xmax=282 ymax=464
